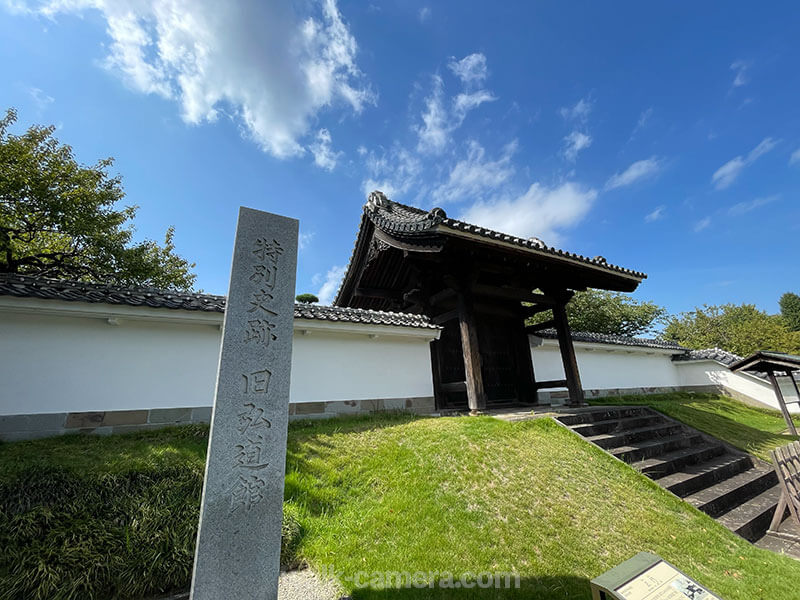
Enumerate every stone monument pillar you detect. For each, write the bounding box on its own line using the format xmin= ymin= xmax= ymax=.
xmin=191 ymin=207 xmax=298 ymax=600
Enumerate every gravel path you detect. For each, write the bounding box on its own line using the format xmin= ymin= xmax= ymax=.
xmin=155 ymin=568 xmax=345 ymax=600
xmin=279 ymin=568 xmax=345 ymax=600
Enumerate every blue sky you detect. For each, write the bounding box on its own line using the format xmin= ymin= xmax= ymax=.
xmin=2 ymin=1 xmax=799 ymax=316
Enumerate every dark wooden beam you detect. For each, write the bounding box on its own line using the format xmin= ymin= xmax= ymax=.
xmin=552 ymin=298 xmax=584 ymax=406
xmin=534 ymin=379 xmax=568 ymax=389
xmin=429 ymin=287 xmax=457 ymax=306
xmin=515 ymin=318 xmax=537 ymax=403
xmin=472 ymin=283 xmax=556 ymax=305
xmin=440 ymin=381 xmax=467 ymax=393
xmin=354 ymin=287 xmax=402 ymax=300
xmin=457 ymin=291 xmax=487 ymax=414
xmin=432 ymin=309 xmax=459 ymax=325
xmin=526 ymin=319 xmax=557 ymax=333
xmin=522 ymin=304 xmax=553 ymax=318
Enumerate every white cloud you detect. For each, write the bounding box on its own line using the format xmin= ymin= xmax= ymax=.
xmin=790 ymin=148 xmax=800 ymax=166
xmin=605 ymin=157 xmax=662 ymax=190
xmin=361 ymin=145 xmax=422 ymax=199
xmin=447 ymin=53 xmax=488 ymax=86
xmin=694 ymin=216 xmax=711 ymax=232
xmin=728 ymin=195 xmax=777 ymax=216
xmin=562 ymin=130 xmax=592 ymax=162
xmin=711 ymin=137 xmax=778 ymax=189
xmin=308 ymin=128 xmax=341 ymax=171
xmin=415 ymin=66 xmax=496 ymax=154
xmin=418 ymin=6 xmax=431 ymax=23
xmin=630 ymin=107 xmax=653 ymax=139
xmin=459 ymin=182 xmax=597 ymax=245
xmin=559 ymin=97 xmax=592 ymax=123
xmin=644 ymin=205 xmax=665 ymax=222
xmin=299 ymin=231 xmax=315 ymax=251
xmin=315 ymin=264 xmax=346 ymax=305
xmin=432 ymin=140 xmax=515 ymax=204
xmin=28 ymin=86 xmax=54 ymax=110
xmin=730 ymin=59 xmax=751 ymax=87
xmin=21 ymin=0 xmax=373 ymax=159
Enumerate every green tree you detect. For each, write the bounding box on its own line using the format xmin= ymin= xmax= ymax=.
xmin=527 ymin=289 xmax=666 ymax=336
xmin=779 ymin=292 xmax=800 ymax=332
xmin=662 ymin=303 xmax=800 ymax=356
xmin=295 ymin=293 xmax=319 ymax=304
xmin=0 ymin=108 xmax=196 ymax=289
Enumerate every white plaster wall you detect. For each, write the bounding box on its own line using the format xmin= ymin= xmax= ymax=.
xmin=675 ymin=360 xmax=800 ymax=414
xmin=290 ymin=330 xmax=434 ymax=403
xmin=0 ymin=310 xmax=435 ymax=415
xmin=530 ymin=340 xmax=681 ymax=390
xmin=0 ymin=312 xmax=221 ymax=415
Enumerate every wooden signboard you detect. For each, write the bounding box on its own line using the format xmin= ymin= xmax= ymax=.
xmin=591 ymin=552 xmax=722 ymax=600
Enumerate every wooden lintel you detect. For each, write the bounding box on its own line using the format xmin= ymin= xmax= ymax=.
xmin=472 ymin=283 xmax=556 ymax=305
xmin=526 ymin=319 xmax=557 ymax=333
xmin=535 ymin=379 xmax=568 ymax=389
xmin=522 ymin=304 xmax=554 ymax=317
xmin=354 ymin=287 xmax=402 ymax=300
xmin=429 ymin=287 xmax=457 ymax=306
xmin=432 ymin=309 xmax=459 ymax=325
xmin=440 ymin=381 xmax=467 ymax=393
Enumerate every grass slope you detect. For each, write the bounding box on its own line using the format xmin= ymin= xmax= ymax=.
xmin=587 ymin=392 xmax=800 ymax=461
xmin=1 ymin=410 xmax=799 ymax=599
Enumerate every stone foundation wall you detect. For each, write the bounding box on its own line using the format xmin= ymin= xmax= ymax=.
xmin=538 ymin=384 xmax=722 ymax=405
xmin=0 ymin=397 xmax=437 ymax=441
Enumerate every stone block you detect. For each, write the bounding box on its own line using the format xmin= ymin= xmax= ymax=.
xmin=0 ymin=412 xmax=66 ymax=432
xmin=326 ymin=399 xmax=361 ymax=414
xmin=382 ymin=398 xmax=406 ymax=411
xmin=294 ymin=402 xmax=326 ymax=415
xmin=65 ymin=411 xmax=105 ymax=428
xmin=0 ymin=429 xmax=66 ymax=442
xmin=102 ymin=410 xmax=148 ymax=426
xmin=191 ymin=407 xmax=213 ymax=423
xmin=359 ymin=399 xmax=383 ymax=413
xmin=148 ymin=408 xmax=194 ymax=423
xmin=406 ymin=397 xmax=435 ymax=414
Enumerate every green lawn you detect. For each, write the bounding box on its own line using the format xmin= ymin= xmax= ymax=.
xmin=587 ymin=392 xmax=800 ymax=461
xmin=1 ymin=410 xmax=799 ymax=599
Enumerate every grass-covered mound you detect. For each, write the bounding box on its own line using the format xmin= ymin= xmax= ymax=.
xmin=588 ymin=392 xmax=800 ymax=461
xmin=2 ymin=408 xmax=799 ymax=599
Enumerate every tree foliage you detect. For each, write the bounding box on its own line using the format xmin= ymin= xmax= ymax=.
xmin=295 ymin=293 xmax=319 ymax=304
xmin=0 ymin=108 xmax=196 ymax=289
xmin=779 ymin=292 xmax=800 ymax=332
xmin=528 ymin=289 xmax=666 ymax=336
xmin=662 ymin=303 xmax=800 ymax=356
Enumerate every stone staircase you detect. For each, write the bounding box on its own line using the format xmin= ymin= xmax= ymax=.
xmin=556 ymin=405 xmax=785 ymax=543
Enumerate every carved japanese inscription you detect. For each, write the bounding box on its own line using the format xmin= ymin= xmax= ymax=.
xmin=191 ymin=208 xmax=298 ymax=600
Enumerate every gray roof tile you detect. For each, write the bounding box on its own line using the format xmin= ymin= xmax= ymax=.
xmin=0 ymin=274 xmax=438 ymax=330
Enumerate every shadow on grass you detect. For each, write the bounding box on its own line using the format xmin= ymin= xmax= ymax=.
xmin=347 ymin=575 xmax=591 ymax=599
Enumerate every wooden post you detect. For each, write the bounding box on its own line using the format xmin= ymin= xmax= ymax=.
xmin=457 ymin=291 xmax=487 ymax=414
xmin=552 ymin=297 xmax=584 ymax=406
xmin=768 ymin=370 xmax=798 ymax=436
xmin=516 ymin=309 xmax=537 ymax=404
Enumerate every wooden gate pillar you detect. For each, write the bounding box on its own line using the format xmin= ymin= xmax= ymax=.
xmin=457 ymin=291 xmax=487 ymax=414
xmin=552 ymin=296 xmax=585 ymax=406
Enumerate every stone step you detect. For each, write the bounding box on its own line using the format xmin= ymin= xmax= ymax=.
xmin=588 ymin=422 xmax=684 ymax=450
xmin=686 ymin=468 xmax=778 ymax=518
xmin=557 ymin=406 xmax=651 ymax=426
xmin=570 ymin=413 xmax=666 ymax=437
xmin=611 ymin=433 xmax=704 ymax=463
xmin=634 ymin=443 xmax=727 ymax=479
xmin=716 ymin=485 xmax=783 ymax=542
xmin=656 ymin=453 xmax=754 ymax=498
